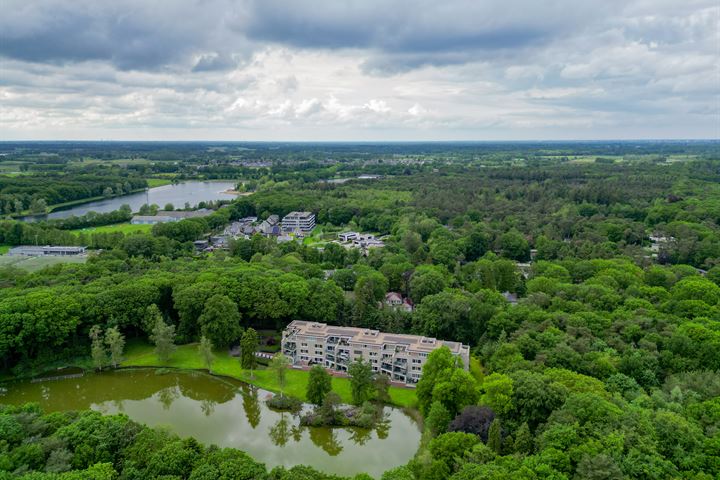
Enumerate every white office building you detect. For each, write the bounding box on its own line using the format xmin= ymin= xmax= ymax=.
xmin=281 ymin=211 xmax=316 ymax=233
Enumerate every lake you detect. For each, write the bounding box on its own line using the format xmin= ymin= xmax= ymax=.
xmin=0 ymin=369 xmax=421 ymax=477
xmin=23 ymin=181 xmax=238 ymax=221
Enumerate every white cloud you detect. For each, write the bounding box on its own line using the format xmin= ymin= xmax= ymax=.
xmin=0 ymin=0 xmax=717 ymax=140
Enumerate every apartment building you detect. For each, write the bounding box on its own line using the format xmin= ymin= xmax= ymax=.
xmin=281 ymin=211 xmax=316 ymax=233
xmin=281 ymin=320 xmax=470 ymax=385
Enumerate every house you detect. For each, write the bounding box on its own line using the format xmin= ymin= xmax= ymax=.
xmin=385 ymin=292 xmax=403 ymax=306
xmin=401 ymin=298 xmax=414 ymax=312
xmin=281 ymin=320 xmax=470 ymax=385
xmin=8 ymin=246 xmax=86 ymax=256
xmin=210 ymin=235 xmax=231 ymax=248
xmin=338 ymin=231 xmax=359 ymax=242
xmin=502 ymin=291 xmax=519 ymax=305
xmin=352 ymin=234 xmax=385 ymax=249
xmin=383 ymin=292 xmax=413 ymax=312
xmin=193 ymin=240 xmax=209 ymax=251
xmin=281 ymin=211 xmax=316 ymax=233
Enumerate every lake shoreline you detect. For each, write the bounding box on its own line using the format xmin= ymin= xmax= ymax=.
xmin=1 ymin=367 xmax=422 ymax=477
xmin=17 ymin=180 xmax=238 ymax=222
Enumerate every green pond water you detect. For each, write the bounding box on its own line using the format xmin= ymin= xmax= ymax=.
xmin=0 ymin=369 xmax=421 ymax=477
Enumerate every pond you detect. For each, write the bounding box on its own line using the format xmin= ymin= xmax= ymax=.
xmin=0 ymin=369 xmax=421 ymax=477
xmin=23 ymin=181 xmax=238 ymax=221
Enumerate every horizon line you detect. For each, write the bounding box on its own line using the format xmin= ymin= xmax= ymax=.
xmin=1 ymin=139 xmax=718 ymax=144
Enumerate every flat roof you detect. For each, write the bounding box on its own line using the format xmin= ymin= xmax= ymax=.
xmin=284 ymin=320 xmax=469 ymax=354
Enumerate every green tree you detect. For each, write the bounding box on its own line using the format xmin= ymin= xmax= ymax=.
xmin=500 ymin=229 xmax=530 ymax=261
xmin=306 ymin=365 xmax=333 ymax=406
xmin=426 ymin=400 xmax=452 ymax=437
xmin=143 ymin=304 xmax=164 ymax=336
xmin=198 ymin=294 xmax=243 ymax=348
xmin=270 ymin=353 xmax=291 ymax=396
xmin=104 ymin=326 xmax=125 ymax=368
xmin=428 ymin=432 xmax=479 ymax=475
xmin=151 ymin=317 xmax=177 ymax=363
xmin=417 ymin=346 xmax=459 ymax=415
xmin=409 ymin=265 xmax=447 ymax=303
xmin=479 ymin=373 xmax=514 ymax=416
xmin=487 ymin=418 xmax=502 ymax=454
xmin=513 ymin=422 xmax=533 ymax=454
xmin=348 ymin=360 xmax=374 ymax=405
xmin=198 ymin=336 xmax=214 ymax=373
xmin=374 ymin=373 xmax=391 ymax=404
xmin=89 ymin=325 xmax=107 ymax=371
xmin=240 ymin=328 xmax=259 ymax=371
xmin=431 ymin=368 xmax=480 ymax=417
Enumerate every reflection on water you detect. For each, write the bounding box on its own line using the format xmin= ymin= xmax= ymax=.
xmin=0 ymin=369 xmax=420 ymax=477
xmin=22 ymin=181 xmax=238 ymax=221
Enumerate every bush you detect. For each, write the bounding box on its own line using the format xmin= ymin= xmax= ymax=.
xmin=265 ymin=394 xmax=302 ymax=412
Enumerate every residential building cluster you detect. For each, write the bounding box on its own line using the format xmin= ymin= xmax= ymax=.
xmin=206 ymin=212 xmax=317 ymax=250
xmin=281 ymin=320 xmax=470 ymax=385
xmin=335 ymin=231 xmax=385 ymax=254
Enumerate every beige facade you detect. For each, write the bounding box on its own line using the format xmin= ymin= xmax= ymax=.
xmin=281 ymin=320 xmax=470 ymax=385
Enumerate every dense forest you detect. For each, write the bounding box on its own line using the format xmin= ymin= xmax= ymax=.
xmin=0 ymin=141 xmax=718 ymax=479
xmin=0 ymin=173 xmax=147 ymax=215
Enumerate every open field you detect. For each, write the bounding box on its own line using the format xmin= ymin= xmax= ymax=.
xmin=0 ymin=255 xmax=87 ymax=271
xmin=146 ymin=178 xmax=173 ymax=187
xmin=122 ymin=342 xmax=418 ymax=408
xmin=71 ymin=222 xmax=153 ymax=235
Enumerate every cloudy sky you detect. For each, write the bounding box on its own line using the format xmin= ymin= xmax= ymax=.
xmin=1 ymin=0 xmax=718 ymax=140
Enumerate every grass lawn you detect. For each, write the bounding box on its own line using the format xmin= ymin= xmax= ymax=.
xmin=0 ymin=245 xmax=10 ymax=255
xmin=70 ymin=223 xmax=153 ymax=235
xmin=122 ymin=342 xmax=417 ymax=408
xmin=146 ymin=178 xmax=173 ymax=188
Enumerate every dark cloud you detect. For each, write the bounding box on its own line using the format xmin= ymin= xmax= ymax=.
xmin=0 ymin=0 xmax=716 ymax=140
xmin=0 ymin=0 xmax=612 ymax=72
xmin=0 ymin=1 xmax=239 ymax=70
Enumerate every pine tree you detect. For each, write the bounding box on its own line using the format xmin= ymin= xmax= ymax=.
xmin=514 ymin=422 xmax=533 ymax=454
xmin=240 ymin=328 xmax=259 ymax=371
xmin=487 ymin=418 xmax=502 ymax=454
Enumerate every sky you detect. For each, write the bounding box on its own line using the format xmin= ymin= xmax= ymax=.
xmin=1 ymin=0 xmax=718 ymax=141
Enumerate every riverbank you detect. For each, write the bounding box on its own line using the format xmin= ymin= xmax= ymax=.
xmin=121 ymin=342 xmax=418 ymax=408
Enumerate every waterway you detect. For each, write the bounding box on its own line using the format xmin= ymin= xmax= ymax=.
xmin=23 ymin=181 xmax=237 ymax=221
xmin=0 ymin=369 xmax=421 ymax=477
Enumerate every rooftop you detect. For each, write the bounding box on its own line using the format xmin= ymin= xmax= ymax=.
xmin=284 ymin=320 xmax=469 ymax=355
